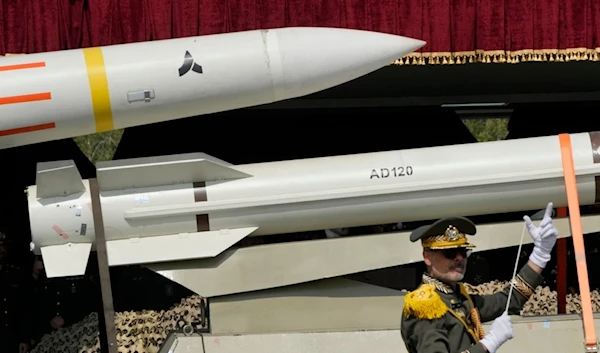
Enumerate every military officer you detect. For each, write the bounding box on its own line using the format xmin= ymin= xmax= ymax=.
xmin=0 ymin=232 xmax=31 ymax=353
xmin=400 ymin=202 xmax=558 ymax=353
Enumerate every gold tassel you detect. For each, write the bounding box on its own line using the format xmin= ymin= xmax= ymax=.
xmin=390 ymin=47 xmax=600 ymax=66
xmin=403 ymin=284 xmax=448 ymax=320
xmin=469 ymin=308 xmax=486 ymax=340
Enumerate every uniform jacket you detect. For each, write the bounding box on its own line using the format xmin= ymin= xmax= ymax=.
xmin=401 ymin=263 xmax=543 ymax=353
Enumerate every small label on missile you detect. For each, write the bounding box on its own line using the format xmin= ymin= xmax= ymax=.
xmin=370 ymin=166 xmax=414 ymax=179
xmin=75 ymin=203 xmax=82 ymax=217
xmin=52 ymin=225 xmax=69 ymax=240
xmin=135 ymin=195 xmax=149 ymax=203
xmin=80 ymin=223 xmax=87 ymax=236
xmin=127 ymin=89 xmax=155 ymax=103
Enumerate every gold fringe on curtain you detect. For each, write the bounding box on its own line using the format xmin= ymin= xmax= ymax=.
xmin=393 ymin=47 xmax=600 ymax=65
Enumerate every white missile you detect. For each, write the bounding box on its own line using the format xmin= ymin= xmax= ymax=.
xmin=26 ymin=131 xmax=600 ymax=278
xmin=0 ymin=27 xmax=424 ymax=149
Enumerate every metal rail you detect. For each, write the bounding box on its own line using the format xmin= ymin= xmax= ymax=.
xmin=90 ymin=178 xmax=119 ymax=353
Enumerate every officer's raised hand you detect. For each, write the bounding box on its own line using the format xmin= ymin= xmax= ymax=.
xmin=524 ymin=202 xmax=559 ymax=268
xmin=479 ymin=312 xmax=515 ymax=353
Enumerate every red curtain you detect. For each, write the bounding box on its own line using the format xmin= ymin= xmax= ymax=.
xmin=1 ymin=0 xmax=599 ymax=65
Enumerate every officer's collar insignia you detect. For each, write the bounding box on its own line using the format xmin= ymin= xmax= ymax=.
xmin=422 ymin=273 xmax=454 ymax=294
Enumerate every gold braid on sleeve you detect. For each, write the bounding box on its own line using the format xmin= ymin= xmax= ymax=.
xmin=510 ymin=274 xmax=535 ymax=300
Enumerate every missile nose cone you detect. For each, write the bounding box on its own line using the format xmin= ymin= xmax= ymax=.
xmin=350 ymin=31 xmax=426 ymax=60
xmin=395 ymin=37 xmax=427 ymax=56
xmin=270 ymin=27 xmax=426 ymax=99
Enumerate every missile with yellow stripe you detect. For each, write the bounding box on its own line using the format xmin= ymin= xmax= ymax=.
xmin=0 ymin=27 xmax=424 ymax=149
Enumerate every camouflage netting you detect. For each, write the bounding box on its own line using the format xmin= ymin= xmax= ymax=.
xmin=31 ymin=283 xmax=600 ymax=353
xmin=398 ymin=281 xmax=600 ymax=317
xmin=463 ymin=281 xmax=600 ymax=316
xmin=31 ymin=295 xmax=203 ymax=353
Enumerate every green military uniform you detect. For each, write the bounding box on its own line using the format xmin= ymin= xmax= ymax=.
xmin=400 ymin=217 xmax=543 ymax=353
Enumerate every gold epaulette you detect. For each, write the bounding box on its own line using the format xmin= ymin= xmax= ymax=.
xmin=403 ymin=284 xmax=448 ymax=320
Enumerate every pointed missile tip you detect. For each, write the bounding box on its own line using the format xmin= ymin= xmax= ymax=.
xmin=352 ymin=30 xmax=426 ymax=58
xmin=410 ymin=38 xmax=427 ymax=50
xmin=398 ymin=37 xmax=426 ymax=55
xmin=386 ymin=34 xmax=425 ymax=50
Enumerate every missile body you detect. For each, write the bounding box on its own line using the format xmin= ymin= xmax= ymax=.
xmin=0 ymin=27 xmax=424 ymax=149
xmin=27 ymin=132 xmax=600 ymax=277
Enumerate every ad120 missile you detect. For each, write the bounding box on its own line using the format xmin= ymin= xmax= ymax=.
xmin=0 ymin=27 xmax=424 ymax=149
xmin=27 ymin=131 xmax=600 ymax=278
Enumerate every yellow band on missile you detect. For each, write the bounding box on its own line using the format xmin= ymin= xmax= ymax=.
xmin=83 ymin=48 xmax=114 ymax=132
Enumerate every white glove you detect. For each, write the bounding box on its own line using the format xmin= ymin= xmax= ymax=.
xmin=523 ymin=202 xmax=558 ymax=268
xmin=479 ymin=312 xmax=515 ymax=353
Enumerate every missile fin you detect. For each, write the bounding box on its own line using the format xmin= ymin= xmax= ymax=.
xmin=40 ymin=243 xmax=92 ymax=278
xmin=96 ymin=152 xmax=251 ymax=191
xmin=35 ymin=160 xmax=85 ymax=198
xmin=191 ymin=152 xmax=234 ymax=166
xmin=105 ymin=226 xmax=258 ymax=266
